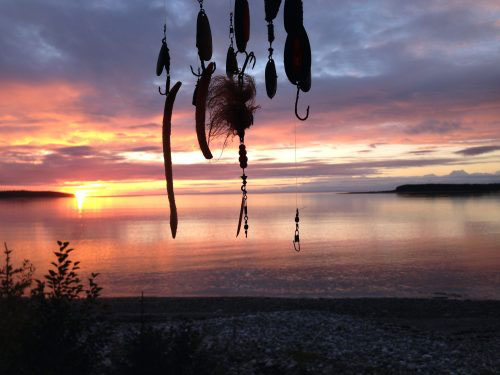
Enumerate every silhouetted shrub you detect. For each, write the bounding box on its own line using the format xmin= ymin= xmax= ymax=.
xmin=0 ymin=243 xmax=35 ymax=374
xmin=0 ymin=241 xmax=108 ymax=375
xmin=0 ymin=242 xmax=34 ymax=298
xmin=107 ymin=322 xmax=221 ymax=375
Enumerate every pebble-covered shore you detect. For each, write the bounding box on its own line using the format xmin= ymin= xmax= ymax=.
xmin=195 ymin=310 xmax=500 ymax=374
xmin=105 ymin=298 xmax=500 ymax=374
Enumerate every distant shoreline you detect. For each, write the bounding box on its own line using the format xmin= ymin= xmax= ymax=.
xmin=348 ymin=183 xmax=500 ymax=196
xmin=0 ymin=190 xmax=74 ymax=199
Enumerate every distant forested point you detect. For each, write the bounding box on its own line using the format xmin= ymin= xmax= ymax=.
xmin=0 ymin=190 xmax=74 ymax=199
xmin=394 ymin=183 xmax=500 ymax=196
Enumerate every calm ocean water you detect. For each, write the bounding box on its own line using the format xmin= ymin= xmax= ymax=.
xmin=1 ymin=193 xmax=499 ymax=299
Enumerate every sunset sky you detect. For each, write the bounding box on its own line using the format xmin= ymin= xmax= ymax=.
xmin=1 ymin=0 xmax=499 ymax=196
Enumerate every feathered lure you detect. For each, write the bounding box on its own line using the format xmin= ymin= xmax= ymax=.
xmin=207 ymin=74 xmax=258 ymax=147
xmin=206 ymin=74 xmax=259 ymax=238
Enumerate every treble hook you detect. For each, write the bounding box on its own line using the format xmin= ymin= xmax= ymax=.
xmin=295 ymin=86 xmax=310 ymax=121
xmin=190 ymin=61 xmax=216 ymax=77
xmin=293 ymin=208 xmax=301 ymax=252
xmin=237 ymin=51 xmax=256 ymax=77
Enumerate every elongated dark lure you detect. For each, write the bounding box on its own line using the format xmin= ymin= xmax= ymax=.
xmin=156 ymin=23 xmax=181 ymax=238
xmin=162 ymin=81 xmax=182 ymax=238
xmin=196 ymin=62 xmax=216 ymax=160
xmin=283 ymin=0 xmax=311 ymax=121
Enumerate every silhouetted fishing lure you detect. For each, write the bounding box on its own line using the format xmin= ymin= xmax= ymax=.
xmin=162 ymin=81 xmax=182 ymax=238
xmin=283 ymin=0 xmax=311 ymax=121
xmin=226 ymin=0 xmax=256 ymax=80
xmin=196 ymin=6 xmax=212 ymax=62
xmin=234 ymin=0 xmax=250 ymax=53
xmin=226 ymin=13 xmax=239 ymax=77
xmin=284 ymin=0 xmax=303 ymax=34
xmin=156 ymin=24 xmax=181 ymax=238
xmin=191 ymin=0 xmax=216 ymax=109
xmin=157 ymin=25 xmax=171 ymax=95
xmin=284 ymin=26 xmax=311 ymax=91
xmin=205 ymin=73 xmax=258 ymax=238
xmin=196 ymin=62 xmax=216 ymax=160
xmin=264 ymin=0 xmax=281 ymax=99
xmin=265 ymin=59 xmax=277 ymax=98
xmin=293 ymin=208 xmax=300 ymax=251
xmin=226 ymin=45 xmax=239 ymax=77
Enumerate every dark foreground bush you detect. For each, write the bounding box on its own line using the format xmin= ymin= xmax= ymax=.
xmin=0 ymin=241 xmax=223 ymax=375
xmin=0 ymin=241 xmax=107 ymax=375
xmin=107 ymin=323 xmax=221 ymax=375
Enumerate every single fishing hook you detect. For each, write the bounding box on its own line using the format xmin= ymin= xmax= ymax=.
xmin=295 ymin=86 xmax=310 ymax=121
xmin=158 ymin=75 xmax=171 ymax=96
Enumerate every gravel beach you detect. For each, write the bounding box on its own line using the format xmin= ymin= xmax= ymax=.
xmin=103 ymin=297 xmax=500 ymax=374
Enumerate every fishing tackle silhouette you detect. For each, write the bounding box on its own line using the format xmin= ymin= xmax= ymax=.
xmin=191 ymin=0 xmax=218 ymax=158
xmin=155 ymin=0 xmax=312 ymax=246
xmin=196 ymin=62 xmax=216 ymax=160
xmin=156 ymin=23 xmax=182 ymax=238
xmin=264 ymin=0 xmax=282 ymax=99
xmin=212 ymin=0 xmax=258 ymax=238
xmin=162 ymin=81 xmax=182 ymax=238
xmin=156 ymin=24 xmax=171 ymax=96
xmin=226 ymin=13 xmax=238 ymax=77
xmin=283 ymin=0 xmax=311 ymax=121
xmin=293 ymin=208 xmax=301 ymax=252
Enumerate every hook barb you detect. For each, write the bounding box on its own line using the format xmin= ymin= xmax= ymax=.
xmin=190 ymin=65 xmax=202 ymax=77
xmin=295 ymin=86 xmax=310 ymax=121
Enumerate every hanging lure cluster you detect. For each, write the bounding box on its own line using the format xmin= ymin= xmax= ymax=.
xmin=157 ymin=0 xmax=312 ymax=243
xmin=156 ymin=24 xmax=182 ymax=238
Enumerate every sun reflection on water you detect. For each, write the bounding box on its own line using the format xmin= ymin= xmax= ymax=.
xmin=75 ymin=191 xmax=88 ymax=212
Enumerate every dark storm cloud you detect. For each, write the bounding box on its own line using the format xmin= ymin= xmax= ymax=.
xmin=456 ymin=145 xmax=500 ymax=156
